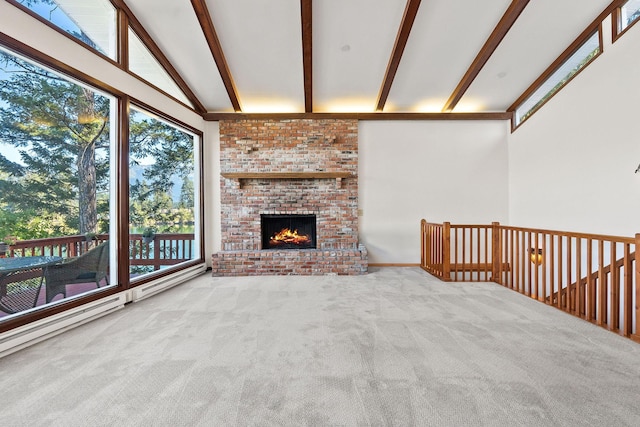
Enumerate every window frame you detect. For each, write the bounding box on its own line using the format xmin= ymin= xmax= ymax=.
xmin=0 ymin=32 xmax=205 ymax=332
xmin=126 ymin=100 xmax=205 ymax=287
xmin=0 ymin=34 xmax=124 ymax=332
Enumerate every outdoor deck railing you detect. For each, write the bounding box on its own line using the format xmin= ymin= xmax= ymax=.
xmin=5 ymin=233 xmax=195 ymax=271
xmin=421 ymin=220 xmax=639 ymax=342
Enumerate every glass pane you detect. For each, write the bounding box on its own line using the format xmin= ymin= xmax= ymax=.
xmin=16 ymin=0 xmax=117 ymax=60
xmin=515 ymin=32 xmax=600 ymax=126
xmin=129 ymin=107 xmax=197 ymax=280
xmin=620 ymin=0 xmax=640 ymax=31
xmin=0 ymin=47 xmax=115 ymax=319
xmin=128 ymin=29 xmax=193 ymax=107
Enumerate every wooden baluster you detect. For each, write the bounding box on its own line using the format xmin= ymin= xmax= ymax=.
xmin=586 ymin=238 xmax=594 ymax=322
xmin=611 ymin=242 xmax=619 ymax=331
xmin=598 ymin=240 xmax=605 ymax=327
xmin=520 ymin=230 xmax=526 ymax=294
xmin=566 ymin=237 xmax=572 ymax=313
xmin=623 ymin=243 xmax=632 ymax=337
xmin=548 ymin=234 xmax=555 ymax=306
xmin=477 ymin=227 xmax=482 ymax=281
xmin=509 ymin=228 xmax=515 ymax=289
xmin=467 ymin=227 xmax=472 ymax=283
xmin=438 ymin=226 xmax=443 ymax=277
xmin=513 ymin=230 xmax=521 ymax=292
xmin=541 ymin=233 xmax=547 ymax=303
xmin=453 ymin=227 xmax=458 ymax=281
xmin=530 ymin=232 xmax=536 ymax=299
xmin=576 ymin=237 xmax=582 ymax=317
xmin=557 ymin=237 xmax=563 ymax=310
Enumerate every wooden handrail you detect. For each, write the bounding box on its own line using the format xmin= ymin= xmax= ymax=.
xmin=421 ymin=219 xmax=638 ymax=342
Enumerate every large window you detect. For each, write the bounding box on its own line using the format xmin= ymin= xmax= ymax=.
xmin=128 ymin=107 xmax=199 ymax=280
xmin=15 ymin=0 xmax=117 ymax=60
xmin=0 ymin=47 xmax=116 ymax=318
xmin=513 ymin=31 xmax=601 ymax=128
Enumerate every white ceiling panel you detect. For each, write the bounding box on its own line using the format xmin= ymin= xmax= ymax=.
xmin=458 ymin=0 xmax=613 ymax=112
xmin=17 ymin=0 xmax=624 ymax=115
xmin=313 ymin=0 xmax=406 ymax=112
xmin=126 ymin=0 xmax=233 ymax=112
xmin=387 ymin=0 xmax=513 ymax=112
xmin=207 ymin=0 xmax=305 ymax=113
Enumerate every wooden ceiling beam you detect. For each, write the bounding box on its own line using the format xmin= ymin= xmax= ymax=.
xmin=301 ymin=0 xmax=313 ymax=113
xmin=442 ymin=0 xmax=530 ymax=113
xmin=376 ymin=0 xmax=422 ymax=112
xmin=190 ymin=0 xmax=242 ymax=112
xmin=113 ymin=0 xmax=207 ymax=114
xmin=204 ymin=112 xmax=512 ymax=121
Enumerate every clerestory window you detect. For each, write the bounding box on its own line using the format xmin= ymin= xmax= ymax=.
xmin=14 ymin=0 xmax=117 ymax=60
xmin=512 ymin=30 xmax=601 ymax=128
xmin=615 ymin=0 xmax=640 ymax=39
xmin=128 ymin=28 xmax=194 ymax=108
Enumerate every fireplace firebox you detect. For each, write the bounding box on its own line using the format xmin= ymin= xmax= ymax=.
xmin=261 ymin=214 xmax=316 ymax=250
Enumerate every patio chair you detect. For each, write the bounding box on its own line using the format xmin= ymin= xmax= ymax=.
xmin=0 ymin=273 xmax=43 ymax=315
xmin=44 ymin=242 xmax=110 ymax=303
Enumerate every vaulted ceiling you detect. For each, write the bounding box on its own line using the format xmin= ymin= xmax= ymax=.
xmin=122 ymin=0 xmax=616 ymax=118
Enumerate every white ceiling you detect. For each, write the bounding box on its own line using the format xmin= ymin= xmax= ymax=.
xmin=122 ymin=0 xmax=614 ymax=115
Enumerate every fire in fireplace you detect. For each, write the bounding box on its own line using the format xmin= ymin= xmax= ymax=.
xmin=261 ymin=214 xmax=316 ymax=250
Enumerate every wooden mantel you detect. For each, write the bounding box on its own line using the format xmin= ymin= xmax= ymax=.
xmin=221 ymin=172 xmax=352 ymax=188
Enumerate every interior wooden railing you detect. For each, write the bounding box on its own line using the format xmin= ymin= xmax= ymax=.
xmin=421 ymin=220 xmax=639 ymax=342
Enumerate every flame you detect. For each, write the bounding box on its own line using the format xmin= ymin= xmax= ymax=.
xmin=270 ymin=228 xmax=310 ymax=245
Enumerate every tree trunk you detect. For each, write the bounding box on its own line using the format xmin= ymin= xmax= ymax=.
xmin=77 ymin=88 xmax=98 ymax=234
xmin=78 ymin=141 xmax=97 ymax=234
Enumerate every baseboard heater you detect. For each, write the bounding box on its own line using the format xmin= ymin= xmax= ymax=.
xmin=0 ymin=293 xmax=126 ymax=358
xmin=0 ymin=263 xmax=206 ymax=358
xmin=131 ymin=264 xmax=206 ymax=302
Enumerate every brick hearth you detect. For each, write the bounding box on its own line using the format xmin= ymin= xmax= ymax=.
xmin=212 ymin=119 xmax=368 ymax=275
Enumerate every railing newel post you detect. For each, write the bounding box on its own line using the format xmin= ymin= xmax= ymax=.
xmin=420 ymin=219 xmax=427 ymax=271
xmin=443 ymin=222 xmax=451 ymax=281
xmin=491 ymin=222 xmax=501 ymax=284
xmin=633 ymin=233 xmax=640 ymax=342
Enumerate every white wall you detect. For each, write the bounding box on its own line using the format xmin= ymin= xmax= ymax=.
xmin=509 ymin=17 xmax=640 ymax=237
xmin=204 ymin=121 xmax=221 ymax=261
xmin=359 ymin=120 xmax=509 ymax=264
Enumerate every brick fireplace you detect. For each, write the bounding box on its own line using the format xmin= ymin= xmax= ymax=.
xmin=211 ymin=119 xmax=368 ymax=275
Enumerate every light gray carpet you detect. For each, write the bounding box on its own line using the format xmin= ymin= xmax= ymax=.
xmin=1 ymin=267 xmax=640 ymax=426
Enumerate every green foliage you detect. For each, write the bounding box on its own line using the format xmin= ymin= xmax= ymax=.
xmin=128 ymin=111 xmax=195 ymax=233
xmin=0 ymin=50 xmax=196 ymax=243
xmin=141 ymin=227 xmax=155 ymax=238
xmin=0 ymin=51 xmax=110 ymax=236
